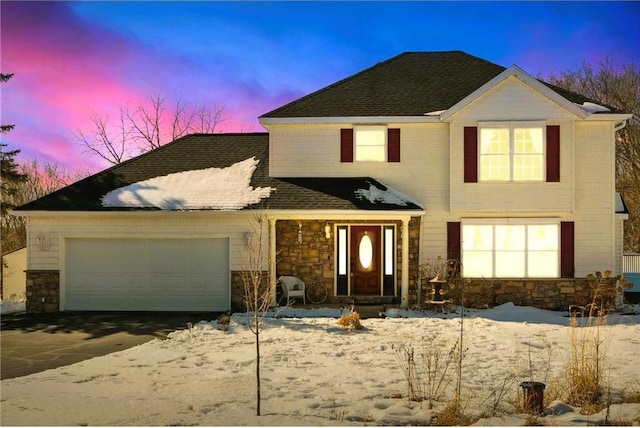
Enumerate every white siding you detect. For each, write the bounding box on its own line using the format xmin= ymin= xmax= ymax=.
xmin=269 ymin=124 xmax=344 ymax=177
xmin=573 ymin=121 xmax=616 ymax=276
xmin=26 ymin=213 xmax=267 ymax=272
xmin=452 ymin=75 xmax=576 ymax=122
xmin=448 ymin=120 xmax=574 ymax=213
xmin=269 ymin=122 xmax=449 ymax=209
xmin=448 ymin=75 xmax=577 ymax=214
xmin=1 ymin=247 xmax=27 ymax=299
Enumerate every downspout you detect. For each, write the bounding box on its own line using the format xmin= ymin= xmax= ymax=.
xmin=401 ymin=217 xmax=410 ymax=308
xmin=269 ymin=218 xmax=277 ymax=306
xmin=614 ymin=119 xmax=628 ymax=133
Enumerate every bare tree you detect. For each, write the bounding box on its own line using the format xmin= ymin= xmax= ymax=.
xmin=18 ymin=159 xmax=88 ymax=203
xmin=1 ymin=158 xmax=87 ymax=253
xmin=240 ymin=214 xmax=276 ymax=416
xmin=75 ymin=92 xmax=226 ymax=165
xmin=74 ymin=110 xmax=130 ymax=165
xmin=543 ymin=60 xmax=640 ymax=251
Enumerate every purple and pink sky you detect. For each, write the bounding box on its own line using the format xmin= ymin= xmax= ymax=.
xmin=2 ymin=1 xmax=639 ymax=174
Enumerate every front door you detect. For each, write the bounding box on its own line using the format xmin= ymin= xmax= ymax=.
xmin=350 ymin=226 xmax=381 ymax=295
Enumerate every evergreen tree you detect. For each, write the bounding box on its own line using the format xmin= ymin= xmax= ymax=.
xmin=1 ymin=72 xmax=28 ymax=252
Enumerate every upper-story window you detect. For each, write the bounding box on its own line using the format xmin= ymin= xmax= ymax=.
xmin=355 ymin=126 xmax=386 ymax=161
xmin=479 ymin=123 xmax=544 ymax=181
xmin=341 ymin=127 xmax=400 ymax=163
xmin=464 ymin=124 xmax=560 ymax=183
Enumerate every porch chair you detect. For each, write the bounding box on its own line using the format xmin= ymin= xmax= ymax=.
xmin=278 ymin=276 xmax=306 ymax=305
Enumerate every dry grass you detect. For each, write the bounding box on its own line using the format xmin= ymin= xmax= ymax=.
xmin=432 ymin=398 xmax=473 ymax=426
xmin=564 ymin=315 xmax=606 ymax=407
xmin=337 ymin=311 xmax=363 ymax=331
xmin=563 ymin=271 xmax=617 ymax=408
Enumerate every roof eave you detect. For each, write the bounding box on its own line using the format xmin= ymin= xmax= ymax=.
xmin=12 ymin=208 xmax=426 ymax=218
xmin=259 ymin=116 xmax=442 ymax=127
xmin=583 ymin=113 xmax=633 ymax=122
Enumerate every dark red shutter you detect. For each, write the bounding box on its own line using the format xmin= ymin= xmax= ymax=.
xmin=388 ymin=128 xmax=401 ymax=162
xmin=547 ymin=125 xmax=560 ymax=182
xmin=464 ymin=127 xmax=478 ymax=183
xmin=340 ymin=129 xmax=353 ymax=162
xmin=560 ymin=221 xmax=574 ymax=278
xmin=447 ymin=222 xmax=461 ymax=262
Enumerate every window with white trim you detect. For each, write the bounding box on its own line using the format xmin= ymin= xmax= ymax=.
xmin=355 ymin=126 xmax=386 ymax=161
xmin=479 ymin=123 xmax=544 ymax=181
xmin=462 ymin=222 xmax=559 ymax=278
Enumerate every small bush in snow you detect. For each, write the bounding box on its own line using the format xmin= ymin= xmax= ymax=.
xmin=337 ymin=312 xmax=363 ymax=331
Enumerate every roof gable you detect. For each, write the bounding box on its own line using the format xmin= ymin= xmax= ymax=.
xmin=441 ymin=65 xmax=588 ymax=121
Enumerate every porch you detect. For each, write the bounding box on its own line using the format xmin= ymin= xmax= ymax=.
xmin=271 ymin=218 xmax=421 ymax=308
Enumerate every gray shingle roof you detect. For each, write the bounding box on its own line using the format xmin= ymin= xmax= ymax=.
xmin=16 ymin=133 xmax=422 ymax=212
xmin=261 ymin=51 xmax=596 ymax=118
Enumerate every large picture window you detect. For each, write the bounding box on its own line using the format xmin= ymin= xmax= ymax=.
xmin=479 ymin=124 xmax=544 ymax=181
xmin=462 ymin=222 xmax=559 ymax=278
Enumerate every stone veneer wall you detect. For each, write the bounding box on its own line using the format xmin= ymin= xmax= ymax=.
xmin=25 ymin=270 xmax=60 ymax=313
xmin=434 ymin=278 xmax=597 ymax=311
xmin=274 ymin=218 xmax=421 ymax=304
xmin=230 ymin=270 xmax=271 ymax=312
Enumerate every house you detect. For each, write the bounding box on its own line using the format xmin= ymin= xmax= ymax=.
xmin=14 ymin=51 xmax=632 ymax=313
xmin=1 ymin=246 xmax=27 ymax=301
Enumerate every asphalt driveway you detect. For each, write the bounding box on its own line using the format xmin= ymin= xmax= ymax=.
xmin=0 ymin=311 xmax=221 ymax=380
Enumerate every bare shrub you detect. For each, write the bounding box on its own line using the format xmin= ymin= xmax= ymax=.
xmin=391 ymin=336 xmax=459 ymax=407
xmin=337 ymin=311 xmax=363 ymax=331
xmin=563 ymin=270 xmax=619 ymax=409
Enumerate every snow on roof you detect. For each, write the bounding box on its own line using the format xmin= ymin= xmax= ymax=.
xmin=576 ymin=101 xmax=611 ymax=114
xmin=423 ymin=110 xmax=446 ymax=116
xmin=616 ymin=192 xmax=629 ymax=214
xmin=101 ymin=157 xmax=273 ymax=210
xmin=354 ymin=182 xmax=415 ymax=207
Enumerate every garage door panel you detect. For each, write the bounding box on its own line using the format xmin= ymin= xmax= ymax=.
xmin=65 ymin=238 xmax=229 ymax=311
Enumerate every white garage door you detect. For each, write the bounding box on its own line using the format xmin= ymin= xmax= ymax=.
xmin=65 ymin=238 xmax=229 ymax=311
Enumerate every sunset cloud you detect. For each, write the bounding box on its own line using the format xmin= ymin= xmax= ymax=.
xmin=2 ymin=1 xmax=638 ymax=174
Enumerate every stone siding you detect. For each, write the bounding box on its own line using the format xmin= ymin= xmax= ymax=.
xmin=230 ymin=270 xmax=270 ymax=312
xmin=25 ymin=270 xmax=60 ymax=313
xmin=274 ymin=219 xmax=421 ymax=304
xmin=425 ymin=277 xmax=600 ymax=311
xmin=275 ymin=220 xmax=334 ymax=296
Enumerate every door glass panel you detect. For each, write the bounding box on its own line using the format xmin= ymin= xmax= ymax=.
xmin=384 ymin=227 xmax=394 ymax=275
xmin=359 ymin=234 xmax=373 ymax=269
xmin=338 ymin=227 xmax=348 ymax=275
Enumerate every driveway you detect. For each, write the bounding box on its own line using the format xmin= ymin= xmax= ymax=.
xmin=1 ymin=311 xmax=220 ymax=380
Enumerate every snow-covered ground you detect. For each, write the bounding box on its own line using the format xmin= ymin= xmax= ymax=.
xmin=0 ymin=299 xmax=25 ymax=315
xmin=2 ymin=303 xmax=640 ymax=426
